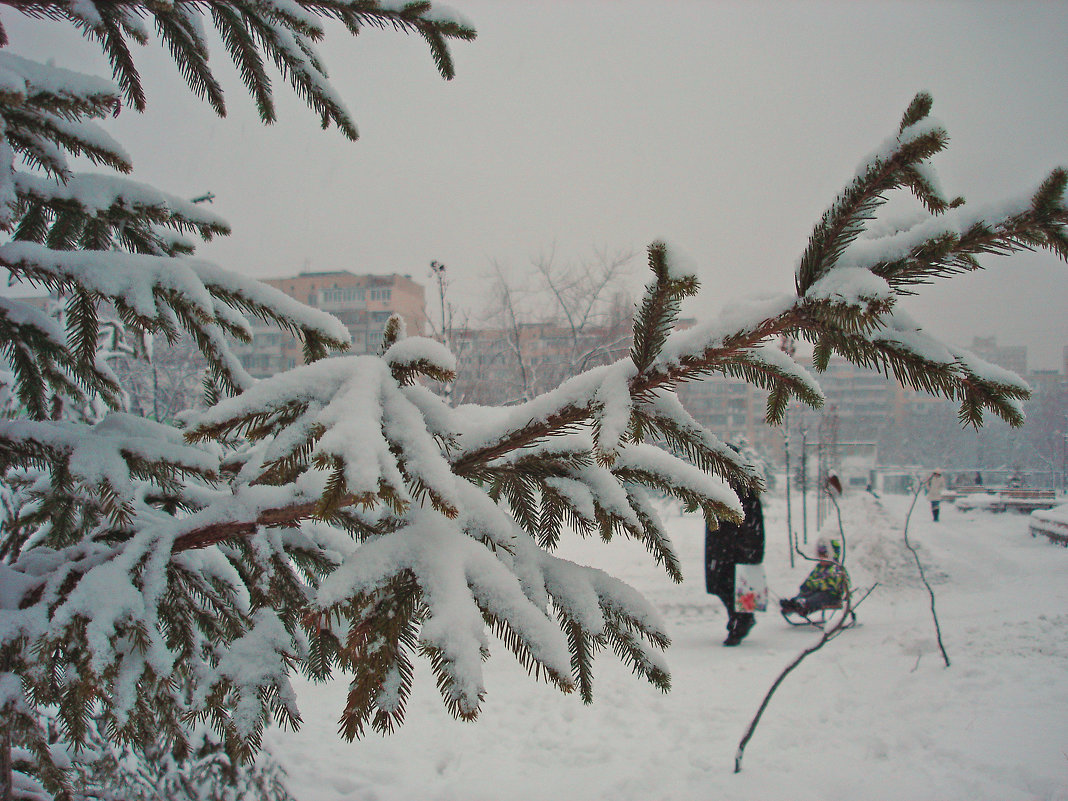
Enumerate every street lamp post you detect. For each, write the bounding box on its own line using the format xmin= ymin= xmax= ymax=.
xmin=780 ymin=336 xmax=796 ymax=567
xmin=430 ymin=261 xmax=448 ymax=345
xmin=1062 ymin=415 xmax=1067 ymax=494
xmin=799 ymin=421 xmax=809 ymax=546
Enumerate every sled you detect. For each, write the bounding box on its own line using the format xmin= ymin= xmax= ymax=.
xmin=780 ymin=601 xmax=857 ymax=629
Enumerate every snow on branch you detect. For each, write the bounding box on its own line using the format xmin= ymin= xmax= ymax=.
xmin=795 ymin=93 xmax=953 ymax=294
xmin=0 ymin=52 xmax=118 ymax=117
xmin=0 ymin=413 xmax=219 ymax=527
xmin=187 ymin=260 xmax=350 ymax=348
xmin=859 ymin=311 xmax=1030 ymax=426
xmin=1 ymin=243 xmax=218 ymax=323
xmin=613 ymin=444 xmax=740 ymax=522
xmin=14 ymin=172 xmax=231 ymax=238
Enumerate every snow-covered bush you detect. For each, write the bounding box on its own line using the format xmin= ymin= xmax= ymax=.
xmin=1 ymin=2 xmax=1065 ymax=799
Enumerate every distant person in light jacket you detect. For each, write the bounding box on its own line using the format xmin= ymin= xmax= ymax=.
xmin=926 ymin=469 xmax=946 ymax=522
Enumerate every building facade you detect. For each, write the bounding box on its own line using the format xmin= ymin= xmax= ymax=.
xmin=233 ymin=271 xmax=427 ymax=378
xmin=676 ymin=376 xmax=783 ymax=459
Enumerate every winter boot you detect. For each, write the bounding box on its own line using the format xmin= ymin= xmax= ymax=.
xmin=724 ymin=613 xmax=755 ymax=646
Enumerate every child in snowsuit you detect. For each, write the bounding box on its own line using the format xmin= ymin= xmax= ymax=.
xmin=779 ymin=537 xmax=847 ymax=616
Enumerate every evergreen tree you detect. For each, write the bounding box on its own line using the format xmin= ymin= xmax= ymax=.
xmin=0 ymin=5 xmax=1066 ymax=801
xmin=0 ymin=2 xmax=474 ymax=798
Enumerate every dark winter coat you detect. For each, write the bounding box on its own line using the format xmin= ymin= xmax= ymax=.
xmin=704 ymin=488 xmax=765 ymax=605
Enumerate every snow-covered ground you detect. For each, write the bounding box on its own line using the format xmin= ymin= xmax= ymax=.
xmin=267 ymin=485 xmax=1068 ymax=800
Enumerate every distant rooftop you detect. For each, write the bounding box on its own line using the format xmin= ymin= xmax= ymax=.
xmin=289 ymin=270 xmax=415 ymax=283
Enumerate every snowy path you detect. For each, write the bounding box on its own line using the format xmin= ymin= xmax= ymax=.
xmin=268 ymin=488 xmax=1068 ymax=800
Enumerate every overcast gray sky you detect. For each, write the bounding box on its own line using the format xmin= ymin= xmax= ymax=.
xmin=11 ymin=1 xmax=1068 ymax=368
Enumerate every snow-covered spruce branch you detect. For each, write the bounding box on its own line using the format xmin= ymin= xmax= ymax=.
xmin=108 ymin=94 xmax=1068 ymax=755
xmin=0 ymin=0 xmax=476 ymax=135
xmin=173 ymin=269 xmax=1037 ymax=556
xmin=795 ymin=94 xmax=954 ymax=295
xmin=0 ymin=5 xmax=477 ymax=796
xmin=168 ymin=313 xmax=812 ymax=554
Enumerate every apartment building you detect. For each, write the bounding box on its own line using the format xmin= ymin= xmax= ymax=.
xmin=233 ymin=271 xmax=427 ymax=378
xmin=817 ymin=357 xmax=897 ymax=438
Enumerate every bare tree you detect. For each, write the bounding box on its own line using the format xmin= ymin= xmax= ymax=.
xmin=532 ymin=246 xmax=634 ymax=373
xmin=454 ymin=248 xmax=635 ymax=404
xmin=110 ymin=334 xmax=209 ymax=423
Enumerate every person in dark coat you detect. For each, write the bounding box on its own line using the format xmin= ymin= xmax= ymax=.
xmin=705 ymin=485 xmax=765 ymax=646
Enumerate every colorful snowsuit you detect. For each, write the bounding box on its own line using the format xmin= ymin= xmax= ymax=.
xmin=782 ymin=540 xmax=846 ymax=614
xmin=798 ymin=560 xmax=846 ymax=600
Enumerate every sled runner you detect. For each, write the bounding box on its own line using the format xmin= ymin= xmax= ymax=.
xmin=780 ymin=600 xmax=857 ymax=629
